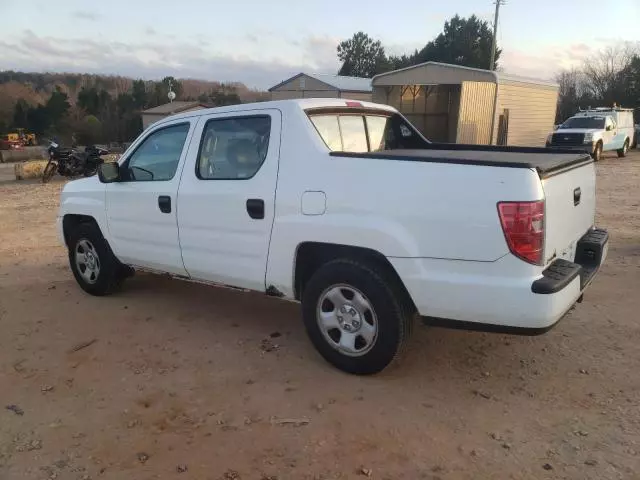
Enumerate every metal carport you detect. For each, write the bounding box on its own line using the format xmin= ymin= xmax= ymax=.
xmin=372 ymin=62 xmax=559 ymax=146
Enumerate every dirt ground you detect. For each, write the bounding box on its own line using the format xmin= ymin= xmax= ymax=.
xmin=1 ymin=151 xmax=639 ymax=480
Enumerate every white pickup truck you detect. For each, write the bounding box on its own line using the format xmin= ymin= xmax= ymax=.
xmin=547 ymin=107 xmax=635 ymax=160
xmin=57 ymin=99 xmax=608 ymax=374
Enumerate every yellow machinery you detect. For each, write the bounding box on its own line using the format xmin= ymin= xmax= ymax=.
xmin=3 ymin=129 xmax=37 ymax=147
xmin=16 ymin=128 xmax=36 ymax=146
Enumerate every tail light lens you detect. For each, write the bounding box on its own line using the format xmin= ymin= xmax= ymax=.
xmin=497 ymin=200 xmax=545 ymax=265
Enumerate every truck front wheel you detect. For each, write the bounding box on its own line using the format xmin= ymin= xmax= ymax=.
xmin=617 ymin=139 xmax=629 ymax=158
xmin=68 ymin=223 xmax=126 ymax=296
xmin=301 ymin=258 xmax=412 ymax=375
xmin=592 ymin=142 xmax=603 ymax=161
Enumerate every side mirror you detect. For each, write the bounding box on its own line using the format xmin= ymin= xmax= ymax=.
xmin=606 ymin=125 xmax=613 ymax=131
xmin=98 ymin=162 xmax=120 ymax=183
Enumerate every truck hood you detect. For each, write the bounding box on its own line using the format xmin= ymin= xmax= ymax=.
xmin=62 ymin=176 xmax=102 ymax=194
xmin=554 ymin=128 xmax=601 ymax=135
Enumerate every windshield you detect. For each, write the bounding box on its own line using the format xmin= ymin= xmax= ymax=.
xmin=560 ymin=117 xmax=606 ymax=129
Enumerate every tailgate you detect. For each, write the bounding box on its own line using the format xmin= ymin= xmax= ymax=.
xmin=541 ymin=162 xmax=596 ymax=265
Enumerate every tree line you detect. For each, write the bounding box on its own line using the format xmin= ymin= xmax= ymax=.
xmin=336 ymin=15 xmax=500 ymax=79
xmin=1 ymin=76 xmax=245 ymax=146
xmin=555 ymin=45 xmax=639 ymax=123
xmin=337 ymin=16 xmax=638 ymax=125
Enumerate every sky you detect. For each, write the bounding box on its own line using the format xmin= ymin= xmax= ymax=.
xmin=1 ymin=0 xmax=639 ymax=90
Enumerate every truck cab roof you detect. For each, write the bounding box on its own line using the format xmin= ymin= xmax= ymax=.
xmin=150 ymin=98 xmax=397 ymax=127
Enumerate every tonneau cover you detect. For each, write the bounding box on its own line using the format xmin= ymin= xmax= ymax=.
xmin=331 ymin=144 xmax=593 ymax=177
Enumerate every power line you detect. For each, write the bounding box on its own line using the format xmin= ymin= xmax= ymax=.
xmin=490 ymin=0 xmax=506 ymax=71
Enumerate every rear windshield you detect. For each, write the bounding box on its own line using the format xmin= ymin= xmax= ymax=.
xmin=307 ymin=111 xmax=429 ymax=152
xmin=560 ymin=117 xmax=606 ymax=129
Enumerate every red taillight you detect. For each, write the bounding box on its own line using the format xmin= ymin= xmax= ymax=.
xmin=345 ymin=101 xmax=363 ymax=107
xmin=497 ymin=200 xmax=545 ymax=265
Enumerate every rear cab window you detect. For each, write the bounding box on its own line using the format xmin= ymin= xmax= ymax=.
xmin=307 ymin=107 xmax=429 ymax=153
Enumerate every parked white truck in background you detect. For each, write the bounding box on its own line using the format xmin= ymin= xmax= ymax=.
xmin=57 ymin=99 xmax=608 ymax=374
xmin=547 ymin=107 xmax=635 ymax=161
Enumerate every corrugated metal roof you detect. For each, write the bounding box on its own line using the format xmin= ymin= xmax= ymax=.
xmin=268 ymin=73 xmax=372 ymax=92
xmin=307 ymin=73 xmax=372 ymax=92
xmin=142 ymin=101 xmax=207 ymax=114
xmin=372 ymin=62 xmax=558 ymax=88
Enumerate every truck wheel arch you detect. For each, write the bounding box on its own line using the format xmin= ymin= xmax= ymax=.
xmin=63 ymin=214 xmax=101 ymax=247
xmin=293 ymin=241 xmax=416 ymax=312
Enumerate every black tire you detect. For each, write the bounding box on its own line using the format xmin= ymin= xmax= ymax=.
xmin=301 ymin=258 xmax=412 ymax=375
xmin=68 ymin=223 xmax=125 ymax=296
xmin=42 ymin=160 xmax=56 ymax=183
xmin=592 ymin=142 xmax=602 ymax=162
xmin=617 ymin=139 xmax=629 ymax=158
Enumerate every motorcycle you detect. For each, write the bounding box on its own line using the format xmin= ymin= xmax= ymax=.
xmin=42 ymin=141 xmax=109 ymax=184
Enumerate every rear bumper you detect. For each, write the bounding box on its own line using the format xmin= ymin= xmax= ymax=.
xmin=389 ymin=228 xmax=608 ymax=333
xmin=532 ymin=228 xmax=608 ymax=294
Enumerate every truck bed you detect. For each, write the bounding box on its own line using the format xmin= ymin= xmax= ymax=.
xmin=330 ymin=144 xmax=593 ymax=178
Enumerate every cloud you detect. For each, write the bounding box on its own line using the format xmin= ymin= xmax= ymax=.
xmin=0 ymin=30 xmax=339 ymax=89
xmin=303 ymin=35 xmax=340 ymax=70
xmin=386 ymin=41 xmax=423 ymax=57
xmin=500 ymin=43 xmax=600 ymax=80
xmin=501 ymin=40 xmax=640 ymax=80
xmin=6 ymin=30 xmax=624 ymax=91
xmin=145 ymin=27 xmax=157 ymax=36
xmin=73 ymin=10 xmax=101 ymax=21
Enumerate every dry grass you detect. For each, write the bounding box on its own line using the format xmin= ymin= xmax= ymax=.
xmin=14 ymin=159 xmax=48 ymax=180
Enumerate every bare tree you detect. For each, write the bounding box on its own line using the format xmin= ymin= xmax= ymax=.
xmin=556 ymin=69 xmax=584 ymax=122
xmin=582 ymin=44 xmax=637 ymax=104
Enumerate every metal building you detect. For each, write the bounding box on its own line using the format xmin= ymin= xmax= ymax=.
xmin=141 ymin=101 xmax=208 ymax=129
xmin=372 ymin=62 xmax=559 ymax=146
xmin=269 ymin=73 xmax=372 ymax=102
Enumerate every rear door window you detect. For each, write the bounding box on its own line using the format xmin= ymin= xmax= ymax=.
xmin=197 ymin=116 xmax=271 ymax=180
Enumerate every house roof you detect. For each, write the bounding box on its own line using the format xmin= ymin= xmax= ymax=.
xmin=269 ymin=73 xmax=372 ymax=92
xmin=372 ymin=61 xmax=558 ymax=88
xmin=142 ymin=101 xmax=207 ymax=115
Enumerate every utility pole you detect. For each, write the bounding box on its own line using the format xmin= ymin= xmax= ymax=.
xmin=490 ymin=0 xmax=505 ymax=71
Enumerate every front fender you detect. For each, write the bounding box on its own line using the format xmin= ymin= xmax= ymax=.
xmin=58 ymin=178 xmax=108 ymax=246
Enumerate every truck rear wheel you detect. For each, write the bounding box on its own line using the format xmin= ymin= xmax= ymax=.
xmin=68 ymin=223 xmax=125 ymax=296
xmin=301 ymin=258 xmax=412 ymax=375
xmin=617 ymin=139 xmax=629 ymax=158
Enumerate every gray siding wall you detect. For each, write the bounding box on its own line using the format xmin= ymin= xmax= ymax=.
xmin=271 ymin=88 xmax=371 ymax=101
xmin=270 ymin=74 xmax=336 ymax=92
xmin=340 ymin=92 xmax=373 ymax=102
